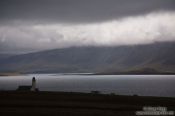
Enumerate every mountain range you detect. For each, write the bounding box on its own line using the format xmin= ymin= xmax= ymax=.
xmin=0 ymin=42 xmax=175 ymax=74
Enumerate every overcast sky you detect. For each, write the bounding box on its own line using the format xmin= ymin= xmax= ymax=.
xmin=0 ymin=0 xmax=175 ymax=53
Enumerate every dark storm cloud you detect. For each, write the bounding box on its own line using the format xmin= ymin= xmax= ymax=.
xmin=0 ymin=0 xmax=175 ymax=23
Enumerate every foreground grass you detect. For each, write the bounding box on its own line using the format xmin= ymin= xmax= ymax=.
xmin=0 ymin=91 xmax=174 ymax=116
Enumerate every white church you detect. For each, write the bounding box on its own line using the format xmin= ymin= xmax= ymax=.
xmin=17 ymin=77 xmax=39 ymax=91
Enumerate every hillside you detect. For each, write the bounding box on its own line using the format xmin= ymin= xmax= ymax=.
xmin=0 ymin=42 xmax=175 ymax=74
xmin=0 ymin=54 xmax=14 ymax=61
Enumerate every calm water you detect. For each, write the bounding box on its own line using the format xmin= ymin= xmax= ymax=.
xmin=0 ymin=74 xmax=175 ymax=97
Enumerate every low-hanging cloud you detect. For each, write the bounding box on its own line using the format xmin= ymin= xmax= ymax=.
xmin=0 ymin=11 xmax=175 ymax=53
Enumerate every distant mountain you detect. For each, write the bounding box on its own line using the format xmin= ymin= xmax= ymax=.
xmin=0 ymin=42 xmax=175 ymax=74
xmin=0 ymin=54 xmax=14 ymax=61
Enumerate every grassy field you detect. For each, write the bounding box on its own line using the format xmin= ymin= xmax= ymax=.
xmin=0 ymin=91 xmax=174 ymax=116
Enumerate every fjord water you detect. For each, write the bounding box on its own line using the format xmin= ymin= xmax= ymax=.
xmin=0 ymin=74 xmax=175 ymax=97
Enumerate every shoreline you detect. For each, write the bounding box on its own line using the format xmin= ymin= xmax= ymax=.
xmin=1 ymin=72 xmax=175 ymax=76
xmin=0 ymin=72 xmax=21 ymax=76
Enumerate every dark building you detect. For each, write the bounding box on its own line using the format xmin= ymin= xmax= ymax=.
xmin=17 ymin=86 xmax=32 ymax=91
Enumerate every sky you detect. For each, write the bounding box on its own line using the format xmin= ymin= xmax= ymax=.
xmin=0 ymin=0 xmax=175 ymax=53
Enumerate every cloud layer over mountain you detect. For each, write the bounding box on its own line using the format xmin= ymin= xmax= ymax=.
xmin=0 ymin=0 xmax=175 ymax=53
